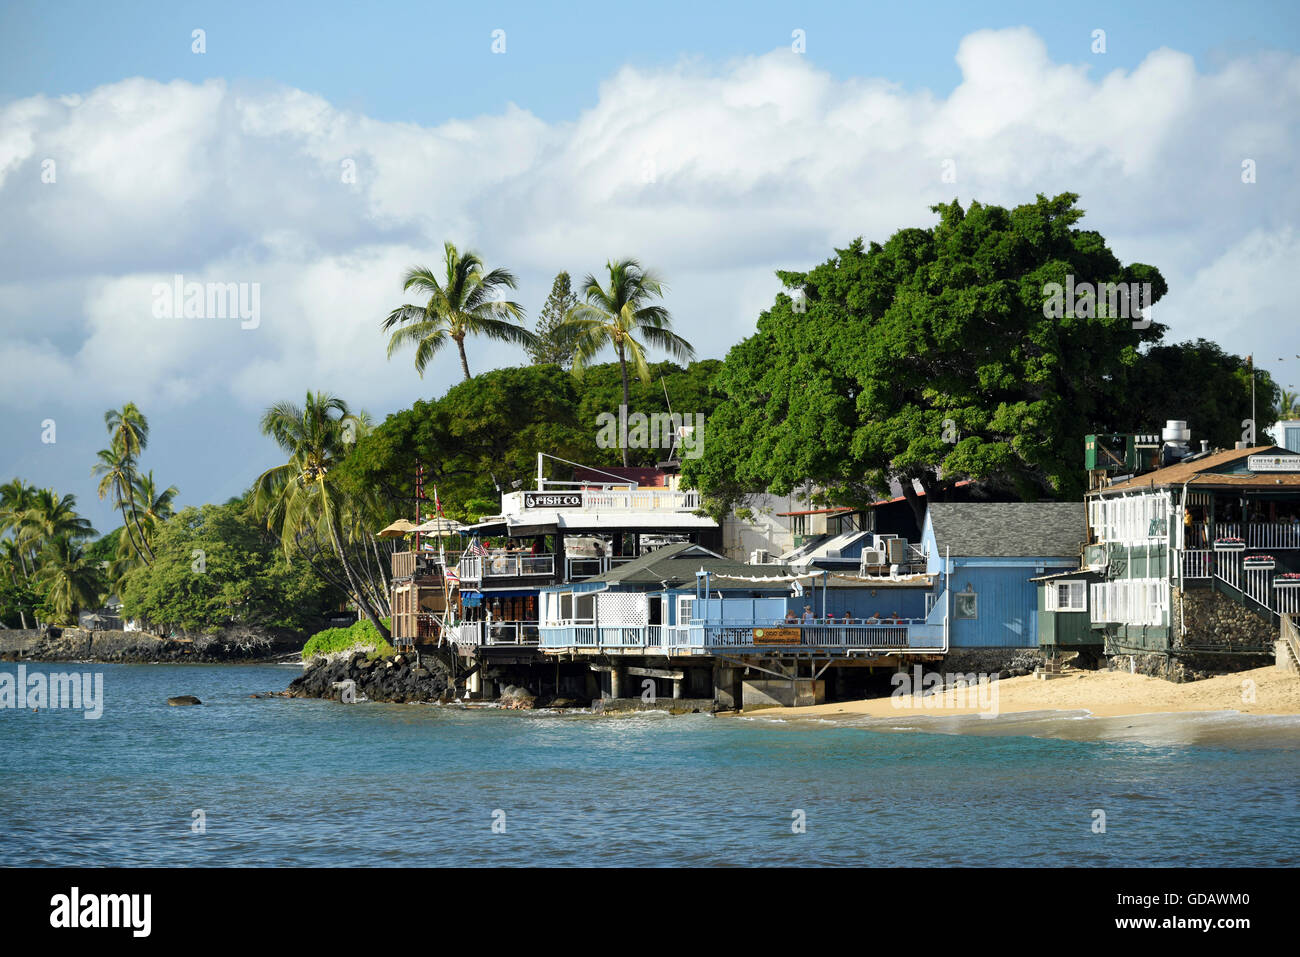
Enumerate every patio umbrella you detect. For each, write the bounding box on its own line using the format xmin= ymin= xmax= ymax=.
xmin=378 ymin=518 xmax=417 ymax=539
xmin=412 ymin=517 xmax=467 ymax=535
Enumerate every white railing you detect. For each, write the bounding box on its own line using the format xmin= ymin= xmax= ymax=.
xmin=447 ymin=622 xmax=482 ymax=649
xmin=476 ymin=553 xmax=555 ymax=578
xmin=481 ymin=621 xmax=541 ymax=646
xmin=1182 ymin=549 xmax=1213 ymax=579
xmin=565 ymin=555 xmax=637 ymax=580
xmin=1208 ymin=522 xmax=1300 ymax=549
xmin=698 ymin=623 xmax=913 ymax=649
xmin=539 ymin=624 xmax=695 ymax=652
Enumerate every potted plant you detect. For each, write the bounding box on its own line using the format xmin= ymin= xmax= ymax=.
xmin=1213 ymin=536 xmax=1246 ymax=552
xmin=1243 ymin=554 xmax=1276 ymax=571
xmin=1274 ymin=572 xmax=1300 ymax=589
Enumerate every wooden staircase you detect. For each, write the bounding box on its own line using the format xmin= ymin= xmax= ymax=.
xmin=1279 ymin=616 xmax=1300 ymax=675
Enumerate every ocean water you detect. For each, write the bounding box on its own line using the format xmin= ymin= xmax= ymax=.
xmin=2 ymin=662 xmax=1298 ymax=867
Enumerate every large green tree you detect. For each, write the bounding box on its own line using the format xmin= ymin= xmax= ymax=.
xmin=120 ymin=502 xmax=332 ymax=633
xmin=685 ymin=193 xmax=1170 ymax=522
xmin=1114 ymin=340 xmax=1278 ymax=449
xmin=382 ymin=241 xmax=535 ymax=380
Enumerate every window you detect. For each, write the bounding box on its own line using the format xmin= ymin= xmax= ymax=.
xmin=1046 ymin=580 xmax=1087 ymax=612
xmin=677 ymin=596 xmax=694 ymax=626
xmin=954 ymin=587 xmax=978 ymax=620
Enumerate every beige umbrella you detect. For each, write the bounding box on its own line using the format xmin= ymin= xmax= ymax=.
xmin=378 ymin=518 xmax=418 ymax=539
xmin=412 ymin=517 xmax=467 ymax=535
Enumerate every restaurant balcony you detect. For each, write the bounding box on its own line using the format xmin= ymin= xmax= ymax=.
xmin=444 ymin=620 xmax=540 ymax=649
xmin=538 ymin=614 xmax=948 ymax=657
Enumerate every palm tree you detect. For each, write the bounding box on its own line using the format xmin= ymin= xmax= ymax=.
xmin=21 ymin=489 xmax=95 ymax=546
xmin=93 ymin=403 xmax=153 ymax=564
xmin=560 ymin=259 xmax=695 ymax=465
xmin=0 ymin=538 xmax=33 ymax=628
xmin=382 ymin=241 xmax=535 ymax=380
xmin=0 ymin=479 xmax=38 ymax=577
xmin=34 ymin=537 xmax=102 ymax=625
xmin=252 ymin=392 xmax=389 ymax=636
xmin=132 ymin=470 xmax=178 ymax=553
xmin=1278 ymin=389 xmax=1300 ymax=419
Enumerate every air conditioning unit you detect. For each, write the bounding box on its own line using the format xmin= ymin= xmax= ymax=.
xmin=750 ymin=549 xmax=771 ymax=565
xmin=860 ymin=548 xmax=886 ymax=569
xmin=886 ymin=538 xmax=908 ymax=564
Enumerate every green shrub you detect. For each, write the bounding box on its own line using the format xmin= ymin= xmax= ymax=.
xmin=301 ymin=619 xmax=396 ymax=661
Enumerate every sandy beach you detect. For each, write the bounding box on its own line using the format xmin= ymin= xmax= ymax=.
xmin=743 ymin=666 xmax=1300 ymax=720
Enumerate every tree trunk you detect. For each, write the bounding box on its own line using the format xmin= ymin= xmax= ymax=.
xmin=323 ymin=505 xmax=391 ymax=639
xmin=457 ymin=336 xmax=471 ymax=380
xmin=618 ymin=347 xmax=631 ymax=467
xmin=899 ymin=475 xmax=927 ymax=530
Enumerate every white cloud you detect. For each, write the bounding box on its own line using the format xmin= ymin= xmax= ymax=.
xmin=1 ymin=27 xmax=1297 ymax=519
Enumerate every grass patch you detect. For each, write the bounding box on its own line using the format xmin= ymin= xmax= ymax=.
xmin=301 ymin=619 xmax=396 ymax=662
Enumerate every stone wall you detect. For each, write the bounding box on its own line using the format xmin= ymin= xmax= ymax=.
xmin=938 ymin=647 xmax=1046 ymax=677
xmin=1107 ymin=650 xmax=1274 ymax=683
xmin=1172 ymin=588 xmax=1276 ymax=653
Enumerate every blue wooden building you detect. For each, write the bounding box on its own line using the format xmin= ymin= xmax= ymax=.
xmin=921 ymin=502 xmax=1086 ymax=649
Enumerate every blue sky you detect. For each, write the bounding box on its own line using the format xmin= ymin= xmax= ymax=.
xmin=2 ymin=1 xmax=1299 ymax=531
xmin=4 ymin=0 xmax=1297 ymax=121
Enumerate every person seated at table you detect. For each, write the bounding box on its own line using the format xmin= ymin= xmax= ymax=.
xmin=784 ymin=609 xmax=798 ymax=624
xmin=801 ymin=605 xmax=814 ymax=623
xmin=866 ymin=612 xmax=880 ymax=624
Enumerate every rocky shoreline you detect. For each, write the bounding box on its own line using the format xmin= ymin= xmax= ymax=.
xmin=286 ymin=650 xmax=589 ymax=709
xmin=0 ymin=626 xmax=302 ymax=664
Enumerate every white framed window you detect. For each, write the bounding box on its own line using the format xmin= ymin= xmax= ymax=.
xmin=1045 ymin=580 xmax=1087 ymax=612
xmin=1090 ymin=578 xmax=1168 ymax=626
xmin=677 ymin=596 xmax=694 ymax=626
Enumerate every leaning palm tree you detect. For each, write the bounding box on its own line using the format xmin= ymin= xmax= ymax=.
xmin=93 ymin=403 xmax=153 ymax=564
xmin=560 ymin=259 xmax=695 ymax=464
xmin=252 ymin=392 xmax=389 ymax=636
xmin=382 ymin=241 xmax=535 ymax=380
xmin=1278 ymin=389 xmax=1300 ymax=420
xmin=34 ymin=537 xmax=102 ymax=625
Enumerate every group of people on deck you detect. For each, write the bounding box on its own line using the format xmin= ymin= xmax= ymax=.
xmin=783 ymin=607 xmax=905 ymax=625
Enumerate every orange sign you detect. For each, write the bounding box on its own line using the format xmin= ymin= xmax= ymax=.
xmin=753 ymin=627 xmax=801 ymax=645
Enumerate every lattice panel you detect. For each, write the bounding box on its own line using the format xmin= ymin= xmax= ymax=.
xmin=596 ymin=592 xmax=648 ymax=626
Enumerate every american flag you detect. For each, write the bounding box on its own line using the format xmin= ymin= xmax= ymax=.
xmin=467 ymin=537 xmax=489 ymax=558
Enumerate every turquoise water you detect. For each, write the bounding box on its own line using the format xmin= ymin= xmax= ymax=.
xmin=2 ymin=662 xmax=1298 ymax=867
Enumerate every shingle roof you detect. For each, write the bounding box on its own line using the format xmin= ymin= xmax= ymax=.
xmin=1100 ymin=445 xmax=1295 ymax=492
xmin=927 ymin=502 xmax=1086 ymax=558
xmin=586 ymin=542 xmax=794 ymax=587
